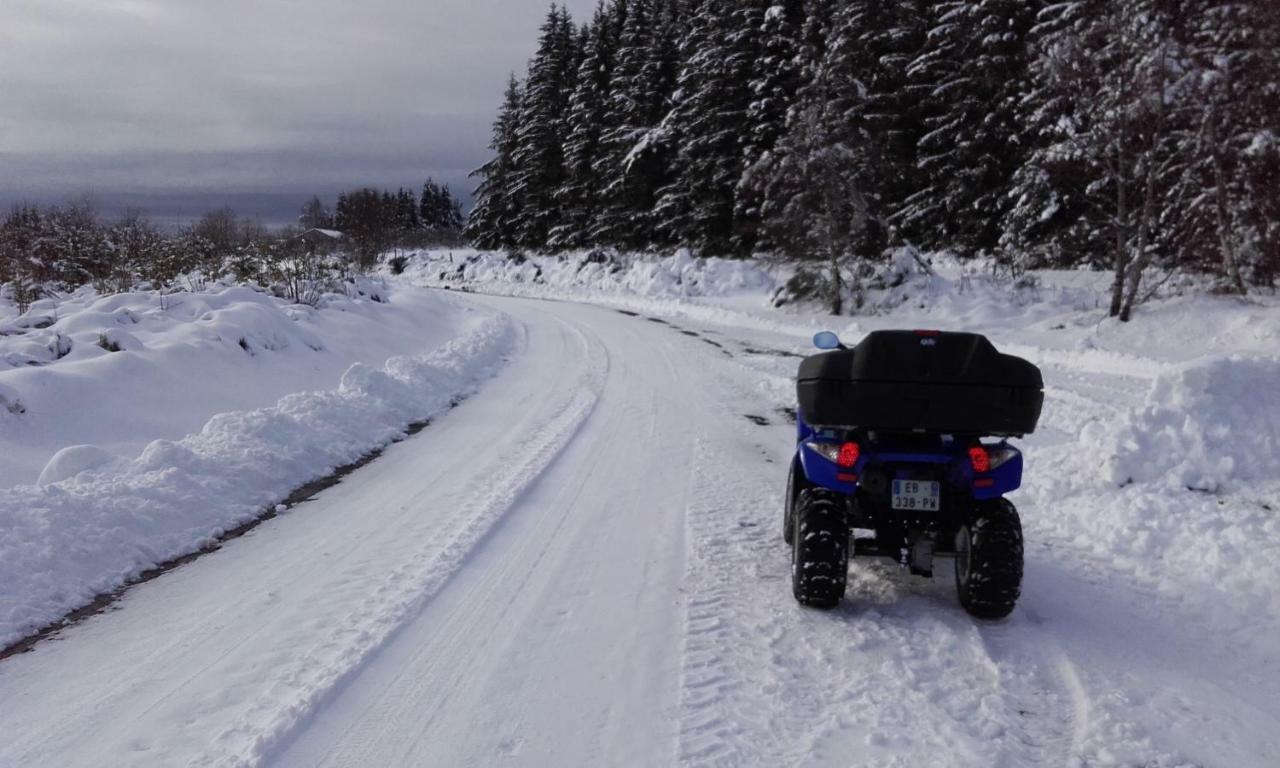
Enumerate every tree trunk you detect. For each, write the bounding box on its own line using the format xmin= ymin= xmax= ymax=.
xmin=1110 ymin=161 xmax=1128 ymax=317
xmin=1206 ymin=66 xmax=1249 ymax=295
xmin=1119 ymin=168 xmax=1156 ymax=322
xmin=829 ymin=245 xmax=843 ymax=316
xmin=1212 ymin=146 xmax=1248 ymax=295
xmin=1120 ymin=43 xmax=1168 ymax=322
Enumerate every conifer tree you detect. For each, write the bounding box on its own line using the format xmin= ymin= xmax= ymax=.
xmin=510 ymin=5 xmax=578 ymax=248
xmin=1002 ymin=0 xmax=1110 ymax=270
xmin=736 ymin=0 xmax=805 ymax=254
xmin=841 ymin=1 xmax=927 ymax=223
xmin=750 ymin=0 xmax=874 ymax=313
xmin=551 ymin=3 xmax=621 ymax=249
xmin=898 ymin=1 xmax=1042 ymax=253
xmin=467 ymin=76 xmax=525 ymax=249
xmin=438 ymin=185 xmax=465 ymax=232
xmin=1175 ymin=0 xmax=1280 ymax=290
xmin=395 ymin=188 xmax=419 ymax=232
xmin=590 ymin=0 xmax=676 ymax=247
xmin=654 ymin=1 xmax=764 ymax=255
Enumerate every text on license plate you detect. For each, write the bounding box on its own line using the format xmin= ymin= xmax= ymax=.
xmin=891 ymin=480 xmax=941 ymax=511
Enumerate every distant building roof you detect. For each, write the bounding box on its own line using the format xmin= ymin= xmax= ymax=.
xmin=301 ymin=228 xmax=345 ymax=240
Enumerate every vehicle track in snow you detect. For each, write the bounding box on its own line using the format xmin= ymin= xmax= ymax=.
xmin=271 ymin=298 xmax=696 ymax=767
xmin=616 ymin=309 xmax=1260 ymax=768
xmin=973 ymin=621 xmax=1089 ymax=767
xmin=634 ymin=318 xmax=1086 ymax=768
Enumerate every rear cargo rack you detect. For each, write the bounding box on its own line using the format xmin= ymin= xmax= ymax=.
xmin=797 ymin=330 xmax=1043 ymax=436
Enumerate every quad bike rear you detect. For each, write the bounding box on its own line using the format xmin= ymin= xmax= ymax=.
xmin=783 ymin=330 xmax=1044 ymax=618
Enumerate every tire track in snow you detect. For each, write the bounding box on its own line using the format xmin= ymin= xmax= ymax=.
xmin=974 ymin=621 xmax=1089 ymax=767
xmin=283 ymin=380 xmax=619 ymax=768
xmin=658 ymin=316 xmax=1132 ymax=767
xmin=206 ymin=317 xmax=612 ymax=766
xmin=268 ymin=298 xmax=691 ymax=767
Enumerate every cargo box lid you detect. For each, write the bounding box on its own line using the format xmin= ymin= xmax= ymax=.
xmin=798 ymin=331 xmax=1043 ymax=390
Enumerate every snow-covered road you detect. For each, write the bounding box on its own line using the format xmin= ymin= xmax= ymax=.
xmin=1 ymin=291 xmax=1276 ymax=767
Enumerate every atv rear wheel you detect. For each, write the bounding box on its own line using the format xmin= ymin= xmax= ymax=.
xmin=955 ymin=499 xmax=1023 ymax=619
xmin=791 ymin=489 xmax=849 ymax=609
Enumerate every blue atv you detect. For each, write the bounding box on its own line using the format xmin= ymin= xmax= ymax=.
xmin=783 ymin=330 xmax=1044 ymax=618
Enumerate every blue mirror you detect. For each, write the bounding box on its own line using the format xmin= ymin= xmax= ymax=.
xmin=813 ymin=331 xmax=842 ymax=350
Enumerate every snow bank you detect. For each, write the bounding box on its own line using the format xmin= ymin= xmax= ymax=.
xmin=1086 ymin=356 xmax=1280 ymax=491
xmin=0 ymin=313 xmax=517 ymax=649
xmin=0 ymin=281 xmax=475 ymax=487
xmin=1021 ymin=354 xmax=1280 ymax=656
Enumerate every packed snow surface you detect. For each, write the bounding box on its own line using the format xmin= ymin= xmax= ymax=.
xmin=0 ymin=249 xmax=1277 ymax=768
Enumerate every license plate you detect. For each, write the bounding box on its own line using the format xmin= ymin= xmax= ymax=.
xmin=891 ymin=480 xmax=940 ymax=512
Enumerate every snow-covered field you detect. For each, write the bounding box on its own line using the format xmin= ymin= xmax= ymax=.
xmin=1 ymin=249 xmax=1277 ymax=767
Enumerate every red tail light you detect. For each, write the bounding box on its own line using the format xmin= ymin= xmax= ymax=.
xmin=969 ymin=446 xmax=990 ymax=473
xmin=837 ymin=442 xmax=860 ymax=468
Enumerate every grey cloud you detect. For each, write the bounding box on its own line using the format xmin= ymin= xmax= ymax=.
xmin=1 ymin=0 xmax=599 ymax=214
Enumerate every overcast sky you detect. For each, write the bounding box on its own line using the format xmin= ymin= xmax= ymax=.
xmin=0 ymin=0 xmax=597 ymax=222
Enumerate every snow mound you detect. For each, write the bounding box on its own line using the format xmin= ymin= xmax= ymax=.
xmin=37 ymin=445 xmax=118 ymax=486
xmin=1088 ymin=356 xmax=1280 ymax=491
xmin=0 ymin=313 xmax=517 ymax=649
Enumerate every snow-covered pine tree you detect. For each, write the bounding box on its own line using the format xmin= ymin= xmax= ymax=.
xmin=550 ymin=3 xmax=621 ymax=249
xmin=653 ymin=0 xmax=760 ymax=255
xmin=395 ymin=188 xmax=419 ymax=232
xmin=841 ymin=0 xmax=927 ymax=230
xmin=510 ymin=5 xmax=578 ymax=249
xmin=420 ymin=179 xmax=441 ymax=229
xmin=589 ymin=0 xmax=678 ymax=248
xmin=419 ymin=180 xmax=465 ymax=233
xmin=749 ymin=0 xmax=874 ymax=314
xmin=439 ymin=186 xmax=465 ymax=232
xmin=467 ymin=76 xmax=525 ymax=249
xmin=739 ymin=0 xmax=839 ymax=261
xmin=735 ymin=0 xmax=806 ymax=256
xmin=1174 ymin=0 xmax=1280 ymax=291
xmin=1001 ymin=0 xmax=1112 ymax=271
xmin=898 ymin=0 xmax=1042 ymax=254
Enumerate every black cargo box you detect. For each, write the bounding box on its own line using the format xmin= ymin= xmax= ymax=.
xmin=797 ymin=330 xmax=1043 ymax=436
